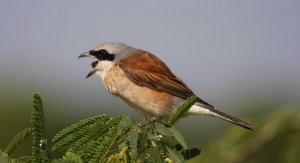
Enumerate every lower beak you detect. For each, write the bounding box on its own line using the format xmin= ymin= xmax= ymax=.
xmin=86 ymin=68 xmax=98 ymax=78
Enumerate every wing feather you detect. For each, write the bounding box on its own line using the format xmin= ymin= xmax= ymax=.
xmin=118 ymin=51 xmax=213 ymax=108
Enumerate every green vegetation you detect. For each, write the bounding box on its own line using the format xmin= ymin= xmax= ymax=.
xmin=2 ymin=92 xmax=299 ymax=162
xmin=194 ymin=105 xmax=300 ymax=163
xmin=0 ymin=93 xmax=200 ymax=162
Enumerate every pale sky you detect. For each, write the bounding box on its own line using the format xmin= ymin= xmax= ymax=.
xmin=1 ymin=0 xmax=299 ymax=115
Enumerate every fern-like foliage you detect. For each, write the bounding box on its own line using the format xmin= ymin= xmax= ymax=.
xmin=169 ymin=126 xmax=188 ymax=149
xmin=166 ymin=147 xmax=185 ymax=162
xmin=117 ymin=119 xmax=200 ymax=162
xmin=4 ymin=128 xmax=32 ymax=157
xmin=89 ymin=126 xmax=124 ymax=162
xmin=0 ymin=150 xmax=10 ymax=163
xmin=31 ymin=92 xmax=49 ymax=162
xmin=52 ymin=152 xmax=84 ymax=163
xmin=51 ymin=114 xmax=110 ymax=152
xmin=51 ymin=109 xmax=200 ymax=162
xmin=52 ymin=115 xmax=133 ymax=162
xmin=13 ymin=155 xmax=32 ymax=163
xmin=145 ymin=147 xmax=165 ymax=163
xmin=107 ymin=154 xmax=127 ymax=163
xmin=125 ymin=125 xmax=138 ymax=160
xmin=154 ymin=122 xmax=188 ymax=149
xmin=0 ymin=93 xmax=201 ymax=162
xmin=168 ymin=95 xmax=197 ymax=125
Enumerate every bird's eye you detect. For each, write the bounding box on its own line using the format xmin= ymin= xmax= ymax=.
xmin=89 ymin=49 xmax=108 ymax=57
xmin=99 ymin=49 xmax=108 ymax=54
xmin=95 ymin=49 xmax=115 ymax=61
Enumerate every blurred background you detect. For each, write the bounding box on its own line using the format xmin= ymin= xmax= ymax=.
xmin=0 ymin=0 xmax=299 ymax=162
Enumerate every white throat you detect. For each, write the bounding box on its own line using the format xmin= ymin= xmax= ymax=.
xmin=95 ymin=60 xmax=114 ymax=81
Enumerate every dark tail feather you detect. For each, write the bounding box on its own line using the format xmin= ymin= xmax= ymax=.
xmin=193 ymin=102 xmax=255 ymax=130
xmin=210 ymin=108 xmax=255 ymax=130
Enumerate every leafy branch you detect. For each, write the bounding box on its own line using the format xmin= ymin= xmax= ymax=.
xmin=4 ymin=128 xmax=32 ymax=157
xmin=169 ymin=96 xmax=197 ymax=125
xmin=1 ymin=93 xmax=200 ymax=162
xmin=31 ymin=92 xmax=49 ymax=162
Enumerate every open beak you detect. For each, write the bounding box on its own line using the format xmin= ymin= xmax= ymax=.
xmin=78 ymin=51 xmax=98 ymax=78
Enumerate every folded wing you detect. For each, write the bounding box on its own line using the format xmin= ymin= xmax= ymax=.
xmin=118 ymin=51 xmax=213 ymax=109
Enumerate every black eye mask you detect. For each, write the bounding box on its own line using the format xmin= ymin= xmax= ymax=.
xmin=89 ymin=49 xmax=115 ymax=61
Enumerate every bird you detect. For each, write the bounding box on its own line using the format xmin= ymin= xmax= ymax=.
xmin=78 ymin=42 xmax=254 ymax=130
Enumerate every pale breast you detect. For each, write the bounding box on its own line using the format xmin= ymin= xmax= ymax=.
xmin=103 ymin=65 xmax=183 ymax=120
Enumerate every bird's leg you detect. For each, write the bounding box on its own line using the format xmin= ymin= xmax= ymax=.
xmin=138 ymin=116 xmax=161 ymax=128
xmin=150 ymin=116 xmax=160 ymax=122
xmin=138 ymin=121 xmax=148 ymax=127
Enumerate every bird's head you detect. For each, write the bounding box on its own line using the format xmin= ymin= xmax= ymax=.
xmin=78 ymin=42 xmax=138 ymax=79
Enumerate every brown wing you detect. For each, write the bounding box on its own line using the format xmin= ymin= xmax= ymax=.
xmin=118 ymin=50 xmax=213 ymax=108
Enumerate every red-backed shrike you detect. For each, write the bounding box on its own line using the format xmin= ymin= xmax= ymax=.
xmin=79 ymin=42 xmax=254 ymax=130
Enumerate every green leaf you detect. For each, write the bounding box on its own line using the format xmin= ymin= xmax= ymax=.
xmin=52 ymin=152 xmax=84 ymax=163
xmin=51 ymin=115 xmax=110 ymax=152
xmin=107 ymin=152 xmax=127 ymax=163
xmin=145 ymin=147 xmax=164 ymax=163
xmin=73 ymin=116 xmax=122 ymax=161
xmin=166 ymin=147 xmax=185 ymax=163
xmin=71 ymin=116 xmax=128 ymax=162
xmin=137 ymin=125 xmax=151 ymax=156
xmin=4 ymin=128 xmax=32 ymax=157
xmin=31 ymin=92 xmax=49 ymax=162
xmin=91 ymin=125 xmax=127 ymax=162
xmin=126 ymin=125 xmax=138 ymax=160
xmin=168 ymin=96 xmax=197 ymax=125
xmin=0 ymin=150 xmax=10 ymax=163
xmin=154 ymin=122 xmax=172 ymax=137
xmin=169 ymin=127 xmax=188 ymax=149
xmin=13 ymin=155 xmax=32 ymax=163
xmin=71 ymin=116 xmax=124 ymax=154
xmin=52 ymin=114 xmax=110 ymax=144
xmin=117 ymin=116 xmax=132 ymax=135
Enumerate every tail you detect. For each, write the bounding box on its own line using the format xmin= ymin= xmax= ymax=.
xmin=188 ymin=102 xmax=255 ymax=130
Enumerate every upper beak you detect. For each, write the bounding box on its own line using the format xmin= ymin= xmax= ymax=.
xmin=78 ymin=51 xmax=91 ymax=58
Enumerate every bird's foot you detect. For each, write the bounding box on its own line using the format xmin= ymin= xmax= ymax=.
xmin=138 ymin=116 xmax=161 ymax=128
xmin=138 ymin=121 xmax=148 ymax=128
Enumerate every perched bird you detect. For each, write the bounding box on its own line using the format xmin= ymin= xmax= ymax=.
xmin=79 ymin=42 xmax=254 ymax=130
